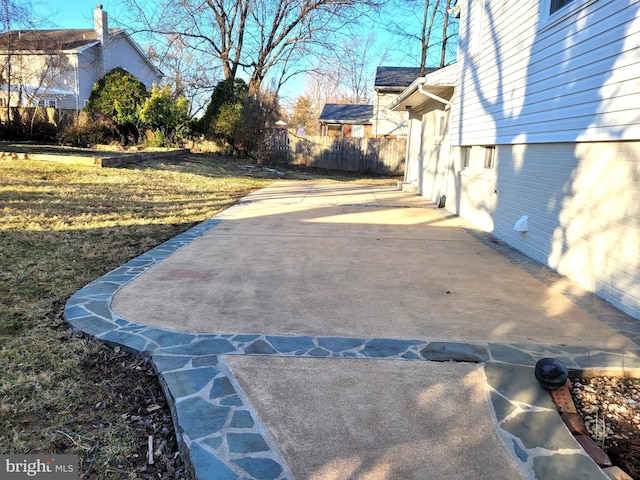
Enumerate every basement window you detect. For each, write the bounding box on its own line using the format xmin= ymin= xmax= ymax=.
xmin=461 ymin=146 xmax=471 ymax=169
xmin=484 ymin=146 xmax=495 ymax=169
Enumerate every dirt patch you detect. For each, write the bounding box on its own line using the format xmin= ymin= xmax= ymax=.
xmin=73 ymin=332 xmax=191 ymax=479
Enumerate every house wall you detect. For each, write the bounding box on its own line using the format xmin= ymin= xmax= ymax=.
xmin=405 ymin=113 xmax=423 ymax=184
xmin=495 ymin=142 xmax=639 ymax=319
xmin=104 ymin=35 xmax=162 ymax=90
xmin=77 ymin=46 xmax=102 ymax=108
xmin=445 ymin=144 xmax=497 ymax=233
xmin=374 ymin=91 xmax=410 ymax=137
xmin=451 ymin=0 xmax=640 ymax=146
xmin=444 ymin=139 xmax=640 ymax=319
xmin=406 ymin=98 xmax=454 ymax=205
xmin=440 ymin=0 xmax=640 ymax=318
xmin=0 ymin=53 xmax=77 ymax=108
xmin=2 ymin=54 xmax=48 ymax=88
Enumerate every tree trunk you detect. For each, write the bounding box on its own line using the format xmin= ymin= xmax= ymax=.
xmin=440 ymin=0 xmax=452 ymax=68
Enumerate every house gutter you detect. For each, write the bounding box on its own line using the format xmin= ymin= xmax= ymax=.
xmin=388 ymin=78 xmax=424 ymax=111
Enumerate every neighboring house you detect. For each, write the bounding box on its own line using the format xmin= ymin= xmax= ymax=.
xmin=0 ymin=5 xmax=162 ymax=111
xmin=373 ymin=66 xmax=434 ymax=138
xmin=318 ymin=103 xmax=374 ymax=138
xmin=392 ymin=0 xmax=640 ymax=319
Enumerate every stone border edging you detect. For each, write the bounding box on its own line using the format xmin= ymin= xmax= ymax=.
xmin=64 ymin=210 xmax=640 ymax=480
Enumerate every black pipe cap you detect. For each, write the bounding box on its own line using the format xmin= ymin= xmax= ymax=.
xmin=534 ymin=357 xmax=568 ymax=390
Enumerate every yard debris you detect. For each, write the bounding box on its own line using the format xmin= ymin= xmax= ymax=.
xmin=238 ymin=165 xmax=285 ymax=177
xmin=147 ymin=436 xmax=154 ymax=465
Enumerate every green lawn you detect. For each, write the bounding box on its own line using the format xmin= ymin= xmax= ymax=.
xmin=0 ymin=153 xmax=397 ymax=478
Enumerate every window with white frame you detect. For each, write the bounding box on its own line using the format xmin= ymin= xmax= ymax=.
xmin=38 ymin=98 xmax=57 ymax=108
xmin=540 ymin=0 xmax=596 ymax=26
xmin=550 ymin=0 xmax=575 ymax=14
xmin=351 ymin=124 xmax=365 ymax=138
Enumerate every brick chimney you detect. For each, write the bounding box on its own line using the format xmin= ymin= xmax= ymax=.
xmin=93 ymin=4 xmax=108 ymax=44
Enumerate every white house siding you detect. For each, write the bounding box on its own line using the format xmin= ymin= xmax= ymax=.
xmin=492 ymin=142 xmax=640 ymax=319
xmin=442 ymin=0 xmax=640 ymax=319
xmin=447 ymin=145 xmax=497 ymax=233
xmin=374 ymin=92 xmax=410 ymax=137
xmin=0 ymin=53 xmax=75 ymax=108
xmin=452 ymin=0 xmax=640 ymax=145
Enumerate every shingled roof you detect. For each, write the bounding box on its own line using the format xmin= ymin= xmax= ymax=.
xmin=0 ymin=28 xmax=121 ymax=52
xmin=319 ymin=104 xmax=374 ymax=123
xmin=374 ymin=66 xmax=438 ymax=90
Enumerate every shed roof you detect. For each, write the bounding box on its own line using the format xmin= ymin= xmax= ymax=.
xmin=319 ymin=104 xmax=374 ymax=123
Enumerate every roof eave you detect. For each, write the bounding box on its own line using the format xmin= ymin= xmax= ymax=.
xmin=389 ymin=65 xmax=457 ymax=111
xmin=1 ymin=40 xmax=100 ymax=54
xmin=374 ymin=86 xmax=407 ymax=93
xmin=319 ymin=119 xmax=373 ymax=124
xmin=388 ymin=78 xmax=425 ymax=111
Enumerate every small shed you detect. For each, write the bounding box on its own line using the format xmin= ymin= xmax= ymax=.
xmin=318 ymin=104 xmax=374 ymax=138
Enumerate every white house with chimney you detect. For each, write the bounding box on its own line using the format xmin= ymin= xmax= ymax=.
xmin=391 ymin=0 xmax=640 ymax=320
xmin=0 ymin=5 xmax=161 ymax=110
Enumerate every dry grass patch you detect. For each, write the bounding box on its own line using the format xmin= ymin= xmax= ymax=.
xmin=0 ymin=153 xmax=398 ymax=478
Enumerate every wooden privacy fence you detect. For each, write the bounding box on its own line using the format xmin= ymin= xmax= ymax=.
xmin=269 ymin=133 xmax=406 ymax=175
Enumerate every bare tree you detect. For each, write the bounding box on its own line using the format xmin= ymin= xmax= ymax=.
xmin=0 ymin=0 xmax=36 ymax=119
xmin=0 ymin=2 xmax=62 ymax=125
xmin=385 ymin=0 xmax=458 ymax=71
xmin=146 ymin=35 xmax=218 ymax=117
xmin=439 ymin=0 xmax=456 ymax=68
xmin=338 ymin=31 xmax=388 ymax=104
xmin=120 ymin=0 xmax=384 ymax=95
xmin=302 ymin=29 xmax=388 ymax=112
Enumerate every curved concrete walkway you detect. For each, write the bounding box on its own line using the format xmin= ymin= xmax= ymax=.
xmin=65 ymin=182 xmax=640 ymax=480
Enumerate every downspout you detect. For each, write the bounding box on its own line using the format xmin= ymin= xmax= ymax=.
xmin=404 ymin=108 xmax=412 ymax=183
xmin=375 ymin=93 xmax=379 ymax=138
xmin=418 ymin=83 xmax=452 ymax=106
xmin=441 ymin=104 xmax=452 ymax=204
xmin=74 ymin=56 xmax=79 ymax=110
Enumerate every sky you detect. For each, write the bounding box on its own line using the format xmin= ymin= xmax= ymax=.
xmin=32 ymin=1 xmax=120 ymax=30
xmin=29 ymin=1 xmax=455 ymax=105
